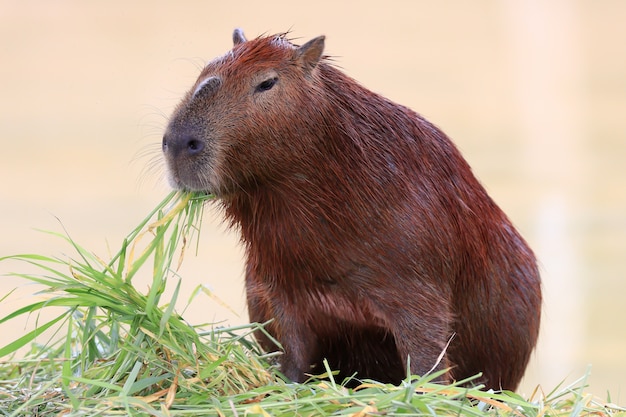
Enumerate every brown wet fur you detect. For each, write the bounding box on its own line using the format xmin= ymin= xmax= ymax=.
xmin=162 ymin=29 xmax=542 ymax=391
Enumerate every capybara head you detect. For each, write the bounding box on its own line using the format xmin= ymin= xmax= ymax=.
xmin=163 ymin=29 xmax=327 ymax=196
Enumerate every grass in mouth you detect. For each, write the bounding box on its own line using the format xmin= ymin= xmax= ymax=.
xmin=0 ymin=191 xmax=624 ymax=416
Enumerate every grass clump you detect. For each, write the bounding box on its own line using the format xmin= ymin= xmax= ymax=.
xmin=0 ymin=191 xmax=625 ymax=416
xmin=0 ymin=191 xmax=271 ymax=415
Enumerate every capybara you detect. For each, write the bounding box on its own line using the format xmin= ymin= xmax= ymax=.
xmin=162 ymin=29 xmax=541 ymax=391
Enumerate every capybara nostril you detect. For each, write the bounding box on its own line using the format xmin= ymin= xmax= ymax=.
xmin=162 ymin=132 xmax=204 ymax=158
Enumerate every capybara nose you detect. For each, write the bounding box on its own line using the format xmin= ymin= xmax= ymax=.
xmin=162 ymin=132 xmax=205 ymax=157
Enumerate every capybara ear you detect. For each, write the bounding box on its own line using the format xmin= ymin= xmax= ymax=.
xmin=233 ymin=28 xmax=247 ymax=45
xmin=296 ymin=35 xmax=325 ymax=74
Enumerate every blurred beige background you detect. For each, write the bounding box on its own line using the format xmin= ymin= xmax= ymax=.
xmin=1 ymin=1 xmax=625 ymax=398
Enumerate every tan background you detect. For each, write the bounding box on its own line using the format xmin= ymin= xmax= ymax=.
xmin=1 ymin=1 xmax=625 ymax=398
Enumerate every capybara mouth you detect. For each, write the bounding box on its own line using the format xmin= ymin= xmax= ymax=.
xmin=164 ymin=164 xmax=214 ymax=194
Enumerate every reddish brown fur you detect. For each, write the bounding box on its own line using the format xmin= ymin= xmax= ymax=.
xmin=162 ymin=30 xmax=542 ymax=391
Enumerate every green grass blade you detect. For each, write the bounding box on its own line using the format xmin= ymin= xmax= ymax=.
xmin=120 ymin=360 xmax=144 ymax=397
xmin=159 ymin=278 xmax=182 ymax=339
xmin=0 ymin=310 xmax=70 ymax=357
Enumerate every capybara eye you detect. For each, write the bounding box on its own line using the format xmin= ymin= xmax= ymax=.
xmin=255 ymin=77 xmax=278 ymax=92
